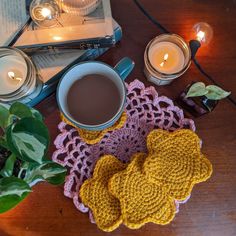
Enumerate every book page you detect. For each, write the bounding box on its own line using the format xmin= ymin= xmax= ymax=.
xmin=0 ymin=0 xmax=28 ymax=46
xmin=31 ymin=49 xmax=86 ymax=83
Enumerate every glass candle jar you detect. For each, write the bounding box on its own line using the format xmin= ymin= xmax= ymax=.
xmin=144 ymin=34 xmax=191 ymax=86
xmin=0 ymin=48 xmax=41 ymax=103
xmin=60 ymin=0 xmax=101 ymax=15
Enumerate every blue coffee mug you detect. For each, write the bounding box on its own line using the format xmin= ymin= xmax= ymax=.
xmin=57 ymin=57 xmax=135 ymax=131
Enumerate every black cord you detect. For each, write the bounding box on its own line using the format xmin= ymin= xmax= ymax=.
xmin=193 ymin=58 xmax=236 ymax=106
xmin=133 ymin=0 xmax=170 ymax=34
xmin=133 ymin=0 xmax=236 ymax=107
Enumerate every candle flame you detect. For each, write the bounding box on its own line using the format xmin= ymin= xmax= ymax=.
xmin=8 ymin=72 xmax=22 ymax=82
xmin=160 ymin=53 xmax=169 ymax=67
xmin=164 ymin=53 xmax=169 ymax=61
xmin=41 ymin=8 xmax=51 ymax=18
xmin=197 ymin=31 xmax=205 ymax=42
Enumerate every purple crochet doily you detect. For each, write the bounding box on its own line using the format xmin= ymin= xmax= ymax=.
xmin=52 ymin=79 xmax=195 ymax=221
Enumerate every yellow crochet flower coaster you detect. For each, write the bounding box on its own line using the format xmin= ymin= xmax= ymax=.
xmin=109 ymin=153 xmax=176 ymax=229
xmin=79 ymin=155 xmax=127 ymax=232
xmin=144 ymin=129 xmax=213 ymax=201
xmin=61 ymin=112 xmax=127 ymax=144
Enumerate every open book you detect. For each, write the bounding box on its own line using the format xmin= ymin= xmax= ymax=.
xmin=0 ymin=0 xmax=29 ymax=46
xmin=18 ymin=0 xmax=114 ymax=50
xmin=1 ymin=0 xmax=114 ymax=49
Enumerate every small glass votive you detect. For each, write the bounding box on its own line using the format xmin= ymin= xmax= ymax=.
xmin=60 ymin=0 xmax=101 ymax=16
xmin=144 ymin=34 xmax=191 ymax=86
xmin=0 ymin=48 xmax=42 ymax=103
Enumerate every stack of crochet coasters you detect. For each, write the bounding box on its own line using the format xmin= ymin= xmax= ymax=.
xmin=79 ymin=129 xmax=213 ymax=232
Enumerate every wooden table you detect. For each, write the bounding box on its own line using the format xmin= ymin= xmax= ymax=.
xmin=1 ymin=0 xmax=236 ymax=235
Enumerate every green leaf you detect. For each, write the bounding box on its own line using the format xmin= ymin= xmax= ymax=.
xmin=0 ymin=192 xmax=29 ymax=214
xmin=30 ymin=108 xmax=43 ymax=121
xmin=0 ymin=176 xmax=30 ymax=213
xmin=205 ymin=85 xmax=231 ymax=100
xmin=12 ymin=132 xmax=46 ymax=164
xmin=6 ymin=117 xmax=50 ymax=164
xmin=9 ymin=102 xmax=33 ymax=119
xmin=24 ymin=161 xmax=66 ymax=186
xmin=0 ymin=105 xmax=10 ymax=129
xmin=0 ymin=154 xmax=16 ymax=177
xmin=0 ymin=177 xmax=31 ymax=197
xmin=186 ymin=82 xmax=208 ymax=98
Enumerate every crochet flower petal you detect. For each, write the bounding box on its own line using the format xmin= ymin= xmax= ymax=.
xmin=144 ymin=129 xmax=212 ymax=201
xmin=195 ymin=155 xmax=213 ymax=183
xmin=147 ymin=129 xmax=170 ymax=152
xmin=61 ymin=112 xmax=127 ymax=144
xmin=147 ymin=129 xmax=201 ymax=154
xmin=80 ymin=155 xmax=126 ymax=232
xmin=109 ymin=153 xmax=176 ymax=229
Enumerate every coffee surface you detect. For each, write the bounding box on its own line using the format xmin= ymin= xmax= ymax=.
xmin=67 ymin=74 xmax=121 ymax=125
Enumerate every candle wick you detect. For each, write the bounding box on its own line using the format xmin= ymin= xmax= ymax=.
xmin=160 ymin=53 xmax=169 ymax=67
xmin=15 ymin=77 xmax=22 ymax=82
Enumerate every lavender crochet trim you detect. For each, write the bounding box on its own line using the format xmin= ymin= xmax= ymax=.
xmin=52 ymin=79 xmax=195 ymax=221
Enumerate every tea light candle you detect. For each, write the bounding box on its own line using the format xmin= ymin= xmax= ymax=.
xmin=148 ymin=42 xmax=185 ymax=74
xmin=0 ymin=55 xmax=27 ymax=95
xmin=144 ymin=34 xmax=191 ymax=86
xmin=61 ymin=0 xmax=101 ymax=15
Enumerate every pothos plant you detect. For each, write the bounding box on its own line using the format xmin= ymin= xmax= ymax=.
xmin=0 ymin=102 xmax=67 ymax=213
xmin=186 ymin=82 xmax=231 ymax=100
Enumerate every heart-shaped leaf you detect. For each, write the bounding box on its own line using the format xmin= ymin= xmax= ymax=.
xmin=0 ymin=192 xmax=29 ymax=214
xmin=6 ymin=117 xmax=49 ymax=164
xmin=9 ymin=102 xmax=33 ymax=119
xmin=0 ymin=154 xmax=16 ymax=177
xmin=24 ymin=161 xmax=67 ymax=186
xmin=0 ymin=105 xmax=10 ymax=129
xmin=0 ymin=177 xmax=31 ymax=197
xmin=206 ymin=85 xmax=231 ymax=100
xmin=186 ymin=82 xmax=208 ymax=98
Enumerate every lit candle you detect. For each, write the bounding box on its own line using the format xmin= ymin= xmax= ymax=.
xmin=0 ymin=55 xmax=27 ymax=95
xmin=144 ymin=34 xmax=191 ymax=86
xmin=148 ymin=42 xmax=185 ymax=74
xmin=61 ymin=0 xmax=101 ymax=15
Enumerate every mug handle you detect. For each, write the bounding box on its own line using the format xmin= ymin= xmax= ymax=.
xmin=114 ymin=57 xmax=135 ymax=81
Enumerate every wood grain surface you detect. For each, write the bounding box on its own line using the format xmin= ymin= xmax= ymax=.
xmin=0 ymin=0 xmax=236 ymax=235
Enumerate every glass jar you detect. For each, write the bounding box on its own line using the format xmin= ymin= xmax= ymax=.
xmin=60 ymin=0 xmax=101 ymax=15
xmin=144 ymin=34 xmax=191 ymax=86
xmin=0 ymin=48 xmax=42 ymax=103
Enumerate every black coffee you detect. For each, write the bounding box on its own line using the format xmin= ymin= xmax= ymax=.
xmin=67 ymin=74 xmax=121 ymax=125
